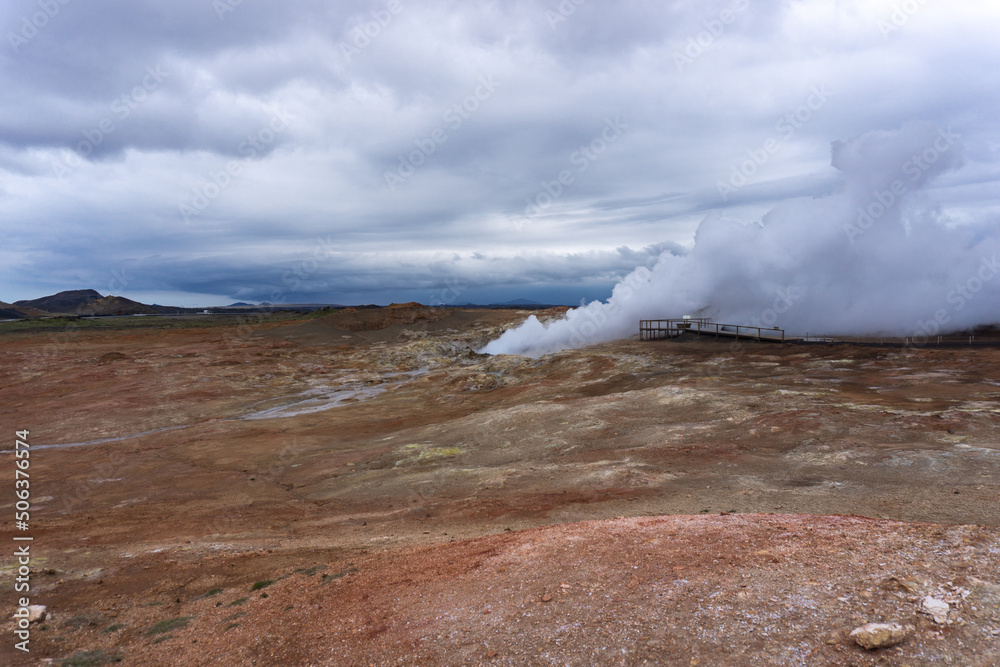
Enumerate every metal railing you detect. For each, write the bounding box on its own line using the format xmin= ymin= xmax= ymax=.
xmin=642 ymin=320 xmax=992 ymax=347
xmin=639 ymin=318 xmax=711 ymax=341
xmin=640 ymin=318 xmax=785 ymax=342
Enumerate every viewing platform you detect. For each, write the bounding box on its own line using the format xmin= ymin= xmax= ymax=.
xmin=639 ymin=318 xmax=787 ymax=342
xmin=639 ymin=320 xmax=991 ymax=347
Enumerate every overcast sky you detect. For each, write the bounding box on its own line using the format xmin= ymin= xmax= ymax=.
xmin=2 ymin=0 xmax=999 ymax=307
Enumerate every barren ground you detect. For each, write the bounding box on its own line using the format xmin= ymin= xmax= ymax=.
xmin=1 ymin=306 xmax=998 ymax=665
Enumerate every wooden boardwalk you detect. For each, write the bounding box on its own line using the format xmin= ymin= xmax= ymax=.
xmin=640 ymin=318 xmax=786 ymax=342
xmin=639 ymin=319 xmax=993 ymax=347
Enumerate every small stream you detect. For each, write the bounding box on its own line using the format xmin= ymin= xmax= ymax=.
xmin=237 ymin=383 xmax=388 ymax=420
xmin=23 ymin=425 xmax=191 ymax=451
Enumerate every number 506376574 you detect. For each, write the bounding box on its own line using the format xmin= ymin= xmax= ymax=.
xmin=15 ymin=430 xmax=30 ymax=521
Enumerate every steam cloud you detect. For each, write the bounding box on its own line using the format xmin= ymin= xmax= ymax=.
xmin=483 ymin=122 xmax=1000 ymax=357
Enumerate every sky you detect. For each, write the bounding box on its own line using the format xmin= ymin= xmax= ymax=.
xmin=2 ymin=0 xmax=1000 ymax=310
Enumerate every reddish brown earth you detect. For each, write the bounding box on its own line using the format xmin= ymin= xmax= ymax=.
xmin=1 ymin=306 xmax=999 ymax=665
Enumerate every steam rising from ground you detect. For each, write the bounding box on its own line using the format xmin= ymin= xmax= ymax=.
xmin=484 ymin=123 xmax=1000 ymax=357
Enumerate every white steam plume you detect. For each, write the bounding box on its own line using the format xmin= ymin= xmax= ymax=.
xmin=483 ymin=122 xmax=1000 ymax=357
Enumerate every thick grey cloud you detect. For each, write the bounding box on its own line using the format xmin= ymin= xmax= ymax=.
xmin=2 ymin=0 xmax=1000 ymax=307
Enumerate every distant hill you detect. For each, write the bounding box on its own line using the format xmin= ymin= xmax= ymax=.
xmin=228 ymin=301 xmax=255 ymax=307
xmin=15 ymin=289 xmax=104 ymax=314
xmin=0 ymin=306 xmax=25 ymax=319
xmin=78 ymin=295 xmax=161 ymax=316
xmin=10 ymin=290 xmax=201 ymax=316
xmin=500 ymin=298 xmax=542 ymax=306
xmin=0 ymin=300 xmax=48 ymax=319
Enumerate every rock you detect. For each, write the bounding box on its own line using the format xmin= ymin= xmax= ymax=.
xmin=920 ymin=596 xmax=950 ymax=624
xmin=849 ymin=622 xmax=911 ymax=649
xmin=27 ymin=605 xmax=47 ymax=623
xmin=886 ymin=577 xmax=921 ymax=593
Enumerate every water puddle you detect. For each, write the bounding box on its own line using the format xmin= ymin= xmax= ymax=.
xmin=238 ymin=383 xmax=387 ymax=420
xmin=240 ymin=368 xmax=427 ymax=420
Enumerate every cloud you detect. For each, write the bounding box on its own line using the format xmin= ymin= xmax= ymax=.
xmin=1 ymin=1 xmax=999 ymax=309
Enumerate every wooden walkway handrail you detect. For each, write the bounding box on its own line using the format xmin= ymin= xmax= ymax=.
xmin=640 ymin=319 xmax=785 ymax=342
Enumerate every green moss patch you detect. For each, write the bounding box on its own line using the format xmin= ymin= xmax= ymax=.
xmin=58 ymin=649 xmax=123 ymax=666
xmin=395 ymin=443 xmax=465 ymax=466
xmin=198 ymin=587 xmax=224 ymax=599
xmin=145 ymin=616 xmax=193 ymax=636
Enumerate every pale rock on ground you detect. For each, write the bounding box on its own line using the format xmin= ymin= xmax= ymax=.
xmin=27 ymin=605 xmax=47 ymax=623
xmin=849 ymin=622 xmax=912 ymax=649
xmin=920 ymin=596 xmax=951 ymax=624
